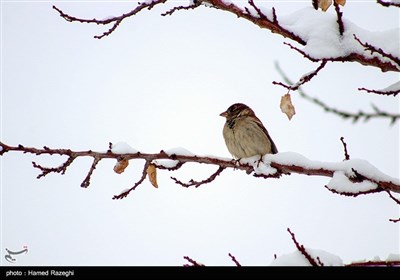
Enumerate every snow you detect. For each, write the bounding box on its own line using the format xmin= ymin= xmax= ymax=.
xmin=386 ymin=253 xmax=400 ymax=261
xmin=271 ymin=248 xmax=343 ymax=266
xmin=153 ymin=159 xmax=180 ymax=169
xmin=255 ymin=152 xmax=398 ymax=193
xmin=111 ymin=142 xmax=138 ymax=154
xmin=165 ymin=147 xmax=195 ymax=157
xmin=327 ymin=171 xmax=378 ymax=193
xmin=381 ymin=81 xmax=400 ymax=92
xmin=279 ymin=7 xmax=399 ymax=65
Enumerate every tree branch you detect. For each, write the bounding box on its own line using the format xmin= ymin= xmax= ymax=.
xmin=183 ymin=256 xmax=204 ymax=266
xmin=347 ymin=260 xmax=400 ymax=266
xmin=228 ymin=253 xmax=241 ymax=267
xmin=287 ymin=228 xmax=321 ymax=266
xmin=53 ymin=0 xmax=167 ymax=39
xmin=340 ymin=137 xmax=350 ymax=160
xmin=353 ymin=34 xmax=400 ymax=71
xmin=333 ymin=1 xmax=345 ymax=36
xmin=273 ymin=60 xmax=327 ymax=91
xmin=1 ymin=141 xmax=399 ymax=200
xmin=53 ymin=1 xmax=399 ymax=72
xmin=377 ymin=0 xmax=400 ymax=8
xmin=275 ymin=62 xmax=400 ymax=124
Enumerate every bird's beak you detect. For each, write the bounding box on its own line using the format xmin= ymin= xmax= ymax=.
xmin=220 ymin=111 xmax=228 ymax=118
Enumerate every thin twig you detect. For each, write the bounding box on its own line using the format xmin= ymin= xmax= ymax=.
xmin=353 ymin=34 xmax=400 ymax=69
xmin=340 ymin=137 xmax=350 ymax=161
xmin=287 ymin=228 xmax=319 ymax=266
xmin=183 ymin=256 xmax=204 ymax=266
xmin=228 ymin=253 xmax=242 ymax=267
xmin=333 ymin=1 xmax=344 ymax=36
xmin=112 ymin=161 xmax=150 ymax=199
xmin=273 ymin=60 xmax=327 ymax=91
xmin=275 ymin=62 xmax=400 ymax=124
xmin=358 ymin=87 xmax=399 ymax=97
xmin=171 ymin=166 xmax=225 ymax=188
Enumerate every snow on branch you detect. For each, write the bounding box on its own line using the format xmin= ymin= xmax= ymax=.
xmin=52 ymin=1 xmax=399 ymax=73
xmin=275 ymin=63 xmax=400 ymax=125
xmin=377 ymin=0 xmax=400 ymax=8
xmin=287 ymin=228 xmax=321 ymax=266
xmin=1 ymin=141 xmax=399 ymax=202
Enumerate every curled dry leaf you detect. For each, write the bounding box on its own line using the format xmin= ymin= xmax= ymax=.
xmin=334 ymin=0 xmax=346 ymax=6
xmin=319 ymin=0 xmax=332 ymax=11
xmin=113 ymin=159 xmax=129 ymax=174
xmin=280 ymin=93 xmax=296 ymax=120
xmin=146 ymin=163 xmax=158 ymax=188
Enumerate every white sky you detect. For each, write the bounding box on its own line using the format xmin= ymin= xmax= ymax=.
xmin=1 ymin=0 xmax=399 ymax=266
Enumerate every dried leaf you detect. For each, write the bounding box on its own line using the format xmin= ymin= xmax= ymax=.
xmin=113 ymin=159 xmax=129 ymax=174
xmin=334 ymin=0 xmax=346 ymax=6
xmin=319 ymin=0 xmax=332 ymax=11
xmin=146 ymin=163 xmax=158 ymax=188
xmin=280 ymin=93 xmax=296 ymax=120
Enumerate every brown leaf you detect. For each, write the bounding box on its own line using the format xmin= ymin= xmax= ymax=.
xmin=280 ymin=93 xmax=296 ymax=120
xmin=334 ymin=0 xmax=346 ymax=6
xmin=113 ymin=159 xmax=129 ymax=174
xmin=319 ymin=0 xmax=332 ymax=11
xmin=146 ymin=163 xmax=158 ymax=188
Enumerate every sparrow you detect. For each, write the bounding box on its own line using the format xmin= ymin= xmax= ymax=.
xmin=220 ymin=103 xmax=278 ymax=159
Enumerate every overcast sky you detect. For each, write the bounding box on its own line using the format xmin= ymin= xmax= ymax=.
xmin=1 ymin=0 xmax=399 ymax=266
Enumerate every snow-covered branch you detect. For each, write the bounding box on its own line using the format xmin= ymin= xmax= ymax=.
xmin=1 ymin=141 xmax=399 ymax=201
xmin=377 ymin=0 xmax=400 ymax=8
xmin=52 ymin=0 xmax=399 ymax=73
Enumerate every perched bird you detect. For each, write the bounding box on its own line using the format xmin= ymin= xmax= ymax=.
xmin=220 ymin=103 xmax=278 ymax=159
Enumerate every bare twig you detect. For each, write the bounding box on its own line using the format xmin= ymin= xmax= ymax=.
xmin=377 ymin=0 xmax=400 ymax=8
xmin=333 ymin=1 xmax=344 ymax=36
xmin=387 ymin=191 xmax=400 ymax=205
xmin=53 ymin=1 xmax=167 ymax=39
xmin=275 ymin=62 xmax=400 ymax=124
xmin=112 ymin=161 xmax=150 ymax=200
xmin=340 ymin=137 xmax=350 ymax=161
xmin=389 ymin=218 xmax=400 ymax=223
xmin=287 ymin=228 xmax=320 ymax=266
xmin=183 ymin=256 xmax=204 ymax=267
xmin=81 ymin=157 xmax=101 ymax=188
xmin=358 ymin=87 xmax=399 ymax=97
xmin=273 ymin=60 xmax=327 ymax=91
xmin=171 ymin=166 xmax=225 ymax=188
xmin=162 ymin=1 xmax=201 ymax=16
xmin=228 ymin=253 xmax=241 ymax=267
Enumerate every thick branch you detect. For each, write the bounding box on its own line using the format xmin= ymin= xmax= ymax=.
xmin=53 ymin=1 xmax=399 ymax=72
xmin=1 ymin=142 xmax=399 ymax=200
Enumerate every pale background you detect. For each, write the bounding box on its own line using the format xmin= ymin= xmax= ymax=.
xmin=1 ymin=0 xmax=399 ymax=265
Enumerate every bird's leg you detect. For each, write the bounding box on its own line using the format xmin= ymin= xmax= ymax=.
xmin=256 ymin=155 xmax=264 ymax=168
